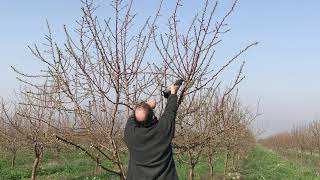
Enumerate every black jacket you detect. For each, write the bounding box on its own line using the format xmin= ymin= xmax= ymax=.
xmin=124 ymin=95 xmax=179 ymax=180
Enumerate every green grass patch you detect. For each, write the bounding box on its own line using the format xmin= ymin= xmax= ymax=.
xmin=241 ymin=145 xmax=320 ymax=180
xmin=277 ymin=149 xmax=320 ymax=173
xmin=0 ymin=149 xmax=117 ymax=180
xmin=0 ymin=148 xmax=230 ymax=180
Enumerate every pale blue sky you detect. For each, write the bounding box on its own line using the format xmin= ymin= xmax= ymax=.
xmin=0 ymin=0 xmax=319 ymax=136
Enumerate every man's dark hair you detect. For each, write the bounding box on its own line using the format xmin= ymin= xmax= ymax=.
xmin=134 ymin=102 xmax=155 ymax=126
xmin=135 ymin=102 xmax=152 ymax=113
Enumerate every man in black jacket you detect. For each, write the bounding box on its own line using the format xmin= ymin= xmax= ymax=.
xmin=124 ymin=84 xmax=180 ymax=180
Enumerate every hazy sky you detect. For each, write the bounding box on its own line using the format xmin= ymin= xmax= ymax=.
xmin=0 ymin=0 xmax=319 ymax=136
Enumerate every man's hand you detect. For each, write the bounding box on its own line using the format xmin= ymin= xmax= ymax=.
xmin=163 ymin=79 xmax=184 ymax=98
xmin=147 ymin=99 xmax=156 ymax=109
xmin=170 ymin=84 xmax=180 ymax=95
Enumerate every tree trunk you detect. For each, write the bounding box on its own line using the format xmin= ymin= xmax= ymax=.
xmin=189 ymin=166 xmax=194 ymax=180
xmin=119 ymin=174 xmax=126 ymax=180
xmin=95 ymin=157 xmax=100 ymax=175
xmin=31 ymin=143 xmax=43 ymax=180
xmin=223 ymin=150 xmax=229 ymax=176
xmin=207 ymin=152 xmax=215 ymax=180
xmin=11 ymin=151 xmax=16 ymax=168
xmin=111 ymin=140 xmax=126 ymax=180
xmin=231 ymin=151 xmax=237 ymax=172
xmin=31 ymin=156 xmax=40 ymax=180
xmin=53 ymin=145 xmax=61 ymax=161
xmin=188 ymin=152 xmax=195 ymax=180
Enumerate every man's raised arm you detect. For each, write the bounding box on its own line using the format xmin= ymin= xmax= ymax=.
xmin=158 ymin=84 xmax=180 ymax=137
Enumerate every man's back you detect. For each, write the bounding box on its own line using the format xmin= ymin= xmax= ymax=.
xmin=124 ymin=95 xmax=179 ymax=180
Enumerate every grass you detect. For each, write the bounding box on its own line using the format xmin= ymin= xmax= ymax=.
xmin=0 ymin=149 xmax=227 ymax=180
xmin=0 ymin=149 xmax=118 ymax=180
xmin=175 ymin=152 xmax=226 ymax=180
xmin=1 ymin=145 xmax=319 ymax=180
xmin=241 ymin=145 xmax=320 ymax=180
xmin=278 ymin=149 xmax=320 ymax=173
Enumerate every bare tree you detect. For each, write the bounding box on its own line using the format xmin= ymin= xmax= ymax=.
xmin=214 ymin=91 xmax=257 ymax=177
xmin=12 ymin=0 xmax=164 ymax=178
xmin=292 ymin=125 xmax=309 ymax=158
xmin=0 ymin=100 xmax=23 ymax=168
xmin=309 ymin=120 xmax=320 ymax=154
xmin=0 ymin=84 xmax=57 ymax=180
xmin=261 ymin=120 xmax=320 ymax=158
xmin=151 ymin=0 xmax=257 ymax=179
xmin=11 ymin=0 xmax=257 ymax=179
xmin=173 ymin=88 xmax=217 ymax=180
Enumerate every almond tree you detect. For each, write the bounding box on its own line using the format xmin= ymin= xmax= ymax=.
xmin=151 ymin=0 xmax=257 ymax=179
xmin=215 ymin=91 xmax=257 ymax=176
xmin=292 ymin=125 xmax=309 ymax=158
xmin=0 ymin=85 xmax=57 ymax=180
xmin=19 ymin=86 xmax=58 ymax=180
xmin=0 ymin=101 xmax=23 ymax=168
xmin=12 ymin=0 xmax=256 ymax=179
xmin=13 ymin=0 xmax=163 ymax=178
xmin=259 ymin=132 xmax=295 ymax=154
xmin=173 ymin=88 xmax=217 ymax=180
xmin=309 ymin=120 xmax=320 ymax=154
xmin=261 ymin=120 xmax=319 ymax=157
xmin=204 ymin=95 xmax=224 ymax=180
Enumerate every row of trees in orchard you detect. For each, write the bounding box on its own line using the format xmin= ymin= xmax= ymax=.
xmin=259 ymin=120 xmax=320 ymax=156
xmin=0 ymin=0 xmax=258 ymax=179
xmin=0 ymin=89 xmax=257 ymax=180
